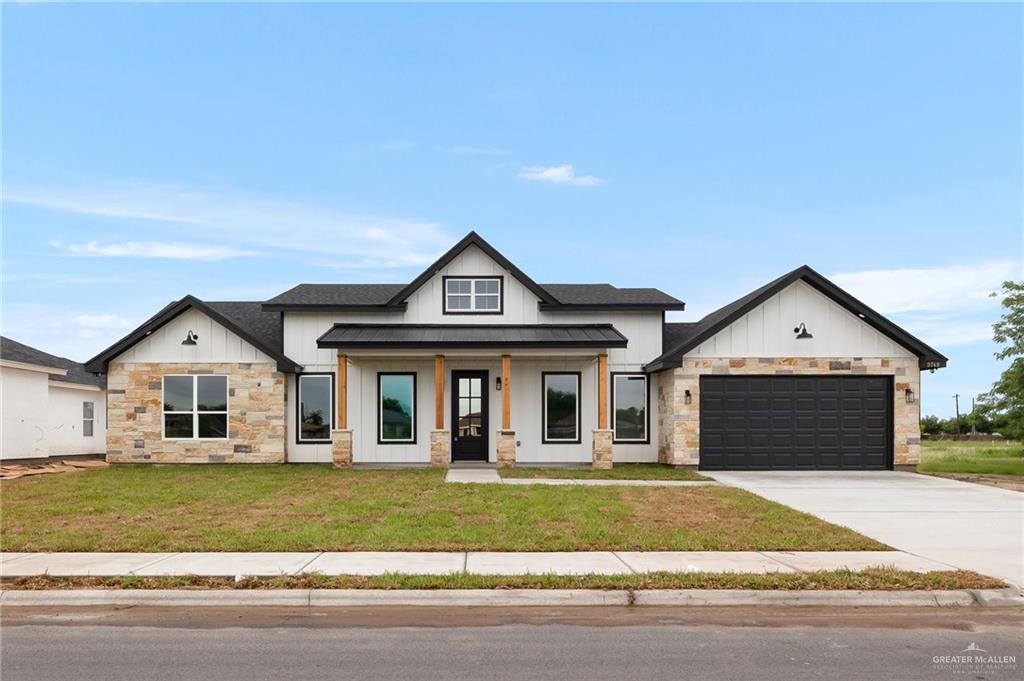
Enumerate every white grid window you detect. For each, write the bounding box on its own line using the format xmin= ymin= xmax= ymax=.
xmin=445 ymin=277 xmax=501 ymax=313
xmin=83 ymin=401 xmax=94 ymax=437
xmin=162 ymin=375 xmax=229 ymax=440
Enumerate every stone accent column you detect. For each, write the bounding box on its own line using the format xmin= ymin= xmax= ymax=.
xmin=430 ymin=429 xmax=451 ymax=468
xmin=496 ymin=430 xmax=516 ymax=468
xmin=592 ymin=429 xmax=614 ymax=469
xmin=331 ymin=429 xmax=353 ymax=469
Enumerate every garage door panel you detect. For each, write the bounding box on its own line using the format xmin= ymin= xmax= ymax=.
xmin=700 ymin=375 xmax=892 ymax=470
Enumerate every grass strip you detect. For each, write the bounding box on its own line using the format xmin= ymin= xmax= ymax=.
xmin=4 ymin=569 xmax=1004 ymax=591
xmin=500 ymin=464 xmax=710 ymax=481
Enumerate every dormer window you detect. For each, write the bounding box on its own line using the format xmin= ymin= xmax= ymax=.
xmin=444 ymin=276 xmax=502 ymax=314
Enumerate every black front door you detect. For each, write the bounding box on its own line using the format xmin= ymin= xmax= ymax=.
xmin=452 ymin=370 xmax=488 ymax=461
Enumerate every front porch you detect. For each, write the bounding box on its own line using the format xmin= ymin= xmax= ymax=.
xmin=320 ymin=347 xmax=620 ymax=470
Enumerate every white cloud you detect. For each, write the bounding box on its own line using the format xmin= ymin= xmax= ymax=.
xmin=72 ymin=314 xmax=134 ymax=338
xmin=6 ymin=181 xmax=454 ymax=268
xmin=52 ymin=240 xmax=257 ymax=261
xmin=830 ymin=262 xmax=1019 ymax=314
xmin=517 ymin=164 xmax=605 ymax=187
xmin=828 ymin=262 xmax=1020 ymax=350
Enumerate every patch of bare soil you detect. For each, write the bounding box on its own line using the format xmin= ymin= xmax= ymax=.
xmin=919 ymin=471 xmax=1024 ymax=492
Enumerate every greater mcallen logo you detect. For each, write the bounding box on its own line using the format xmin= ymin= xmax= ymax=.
xmin=932 ymin=643 xmax=1017 ymax=675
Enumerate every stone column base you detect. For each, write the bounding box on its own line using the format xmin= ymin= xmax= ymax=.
xmin=496 ymin=430 xmax=516 ymax=468
xmin=430 ymin=430 xmax=451 ymax=468
xmin=331 ymin=429 xmax=353 ymax=469
xmin=592 ymin=429 xmax=614 ymax=469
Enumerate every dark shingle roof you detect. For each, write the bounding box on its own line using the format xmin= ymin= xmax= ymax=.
xmin=263 ymin=282 xmax=682 ymax=310
xmin=541 ymin=284 xmax=684 ymax=309
xmin=263 ymin=284 xmax=406 ymax=309
xmin=206 ymin=302 xmax=285 ymax=356
xmin=317 ymin=324 xmax=628 ymax=348
xmin=0 ymin=336 xmax=106 ymax=388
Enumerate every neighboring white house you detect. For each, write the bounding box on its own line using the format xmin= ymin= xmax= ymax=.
xmin=0 ymin=337 xmax=106 ymax=461
xmin=85 ymin=232 xmax=947 ymax=471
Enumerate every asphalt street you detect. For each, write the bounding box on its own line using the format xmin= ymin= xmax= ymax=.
xmin=2 ymin=606 xmax=1022 ymax=681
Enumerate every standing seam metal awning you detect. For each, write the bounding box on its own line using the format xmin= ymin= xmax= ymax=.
xmin=316 ymin=324 xmax=628 ymax=348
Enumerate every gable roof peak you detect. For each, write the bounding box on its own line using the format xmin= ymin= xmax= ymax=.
xmin=385 ymin=231 xmax=558 ymax=306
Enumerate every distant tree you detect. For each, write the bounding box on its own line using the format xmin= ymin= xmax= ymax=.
xmin=977 ymin=280 xmax=1024 ymax=439
xmin=920 ymin=414 xmax=943 ymax=435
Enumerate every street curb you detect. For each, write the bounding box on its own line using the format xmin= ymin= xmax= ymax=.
xmin=2 ymin=588 xmax=1022 ymax=608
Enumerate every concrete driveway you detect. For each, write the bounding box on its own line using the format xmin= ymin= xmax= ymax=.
xmin=706 ymin=471 xmax=1024 ymax=589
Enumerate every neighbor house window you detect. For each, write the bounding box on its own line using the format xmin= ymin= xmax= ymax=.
xmin=163 ymin=375 xmax=228 ymax=439
xmin=298 ymin=374 xmax=333 ymax=443
xmin=83 ymin=401 xmax=94 ymax=437
xmin=378 ymin=373 xmax=416 ymax=443
xmin=612 ymin=374 xmax=648 ymax=443
xmin=444 ymin=277 xmax=502 ymax=313
xmin=542 ymin=372 xmax=580 ymax=444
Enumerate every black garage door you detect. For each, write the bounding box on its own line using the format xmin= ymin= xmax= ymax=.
xmin=699 ymin=375 xmax=893 ymax=470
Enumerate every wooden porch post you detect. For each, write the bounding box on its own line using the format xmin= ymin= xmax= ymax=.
xmin=336 ymin=352 xmax=347 ymax=429
xmin=434 ymin=355 xmax=445 ymax=429
xmin=502 ymin=354 xmax=512 ymax=430
xmin=597 ymin=353 xmax=608 ymax=430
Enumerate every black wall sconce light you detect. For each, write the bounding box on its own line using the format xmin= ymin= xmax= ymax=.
xmin=496 ymin=377 xmax=502 ymax=391
xmin=182 ymin=330 xmax=199 ymax=346
xmin=793 ymin=323 xmax=813 ymax=340
xmin=684 ymin=389 xmax=692 ymax=405
xmin=905 ymin=388 xmax=915 ymax=404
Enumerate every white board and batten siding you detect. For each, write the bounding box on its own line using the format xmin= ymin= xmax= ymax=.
xmin=283 ymin=244 xmax=663 ymax=463
xmin=286 ymin=357 xmax=660 ymax=464
xmin=686 ymin=280 xmax=916 ymax=359
xmin=113 ymin=308 xmax=276 ymax=364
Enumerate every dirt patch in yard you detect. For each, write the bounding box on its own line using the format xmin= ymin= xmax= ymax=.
xmin=918 ymin=471 xmax=1024 ymax=493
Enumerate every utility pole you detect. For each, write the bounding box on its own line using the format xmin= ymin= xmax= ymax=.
xmin=971 ymin=396 xmax=977 ymax=435
xmin=953 ymin=394 xmax=961 ymax=436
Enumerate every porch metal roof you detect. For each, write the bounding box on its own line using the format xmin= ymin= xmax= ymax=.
xmin=316 ymin=324 xmax=628 ymax=349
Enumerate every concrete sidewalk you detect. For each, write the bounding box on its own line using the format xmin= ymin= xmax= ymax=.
xmin=444 ymin=469 xmax=717 ymax=486
xmin=0 ymin=550 xmax=957 ymax=578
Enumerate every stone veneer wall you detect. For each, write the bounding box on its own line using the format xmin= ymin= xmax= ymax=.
xmin=658 ymin=357 xmax=921 ymax=467
xmin=106 ymin=362 xmax=286 ymax=464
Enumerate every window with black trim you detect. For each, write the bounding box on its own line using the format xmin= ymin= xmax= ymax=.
xmin=444 ymin=277 xmax=501 ymax=313
xmin=378 ymin=373 xmax=416 ymax=443
xmin=298 ymin=374 xmax=333 ymax=443
xmin=612 ymin=373 xmax=648 ymax=443
xmin=162 ymin=375 xmax=228 ymax=439
xmin=83 ymin=401 xmax=95 ymax=437
xmin=542 ymin=372 xmax=580 ymax=443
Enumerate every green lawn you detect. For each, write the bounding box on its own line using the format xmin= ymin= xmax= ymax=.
xmin=501 ymin=464 xmax=709 ymax=481
xmin=919 ymin=440 xmax=1024 ymax=476
xmin=0 ymin=465 xmax=884 ymax=552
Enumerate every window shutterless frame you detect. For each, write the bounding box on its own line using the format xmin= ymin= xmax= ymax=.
xmin=161 ymin=374 xmax=229 ymax=440
xmin=377 ymin=372 xmax=417 ymax=444
xmin=541 ymin=371 xmax=582 ymax=444
xmin=82 ymin=401 xmax=94 ymax=437
xmin=610 ymin=372 xmax=650 ymax=444
xmin=441 ymin=275 xmax=504 ymax=315
xmin=295 ymin=373 xmax=335 ymax=445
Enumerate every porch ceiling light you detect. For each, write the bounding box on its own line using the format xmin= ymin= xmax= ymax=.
xmin=182 ymin=330 xmax=199 ymax=346
xmin=793 ymin=323 xmax=813 ymax=340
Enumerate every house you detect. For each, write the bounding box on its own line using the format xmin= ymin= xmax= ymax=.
xmin=1 ymin=337 xmax=107 ymax=461
xmin=84 ymin=232 xmax=947 ymax=470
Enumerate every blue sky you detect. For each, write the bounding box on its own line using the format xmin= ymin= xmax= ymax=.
xmin=2 ymin=3 xmax=1020 ymax=418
